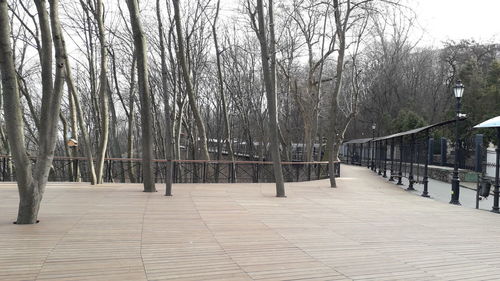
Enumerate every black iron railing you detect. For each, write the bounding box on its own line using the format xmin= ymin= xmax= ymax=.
xmin=0 ymin=155 xmax=340 ymax=184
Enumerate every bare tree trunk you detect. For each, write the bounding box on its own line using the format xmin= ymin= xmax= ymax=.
xmin=0 ymin=0 xmax=67 ymax=224
xmin=172 ymin=0 xmax=210 ymax=160
xmin=328 ymin=0 xmax=347 ymax=188
xmin=127 ymin=57 xmax=137 ymax=183
xmin=212 ymin=0 xmax=236 ymax=180
xmin=157 ymin=0 xmax=173 ymax=195
xmin=254 ymin=0 xmax=285 ymax=197
xmin=67 ymin=63 xmax=97 ymax=185
xmin=68 ymin=80 xmax=80 ymax=181
xmin=126 ymin=0 xmax=156 ymax=192
xmin=94 ymin=0 xmax=109 ymax=184
xmin=59 ymin=113 xmax=73 ymax=181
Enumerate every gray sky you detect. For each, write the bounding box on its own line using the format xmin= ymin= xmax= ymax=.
xmin=412 ymin=0 xmax=500 ymax=46
xmin=219 ymin=0 xmax=500 ymax=47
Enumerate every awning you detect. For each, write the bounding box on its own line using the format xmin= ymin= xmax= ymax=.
xmin=474 ymin=116 xmax=500 ymax=128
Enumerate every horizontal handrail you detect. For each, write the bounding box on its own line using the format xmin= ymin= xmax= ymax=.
xmin=0 ymin=155 xmax=336 ymax=165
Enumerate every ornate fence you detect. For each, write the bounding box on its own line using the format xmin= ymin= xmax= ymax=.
xmin=0 ymin=156 xmax=340 ymax=184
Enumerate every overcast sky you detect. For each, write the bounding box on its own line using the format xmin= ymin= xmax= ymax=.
xmin=411 ymin=0 xmax=500 ymax=46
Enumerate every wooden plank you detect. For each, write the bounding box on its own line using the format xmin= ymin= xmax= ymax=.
xmin=2 ymin=165 xmax=500 ymax=280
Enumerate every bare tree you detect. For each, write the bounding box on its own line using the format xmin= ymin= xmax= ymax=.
xmin=172 ymin=0 xmax=210 ymax=160
xmin=92 ymin=0 xmax=110 ymax=184
xmin=126 ymin=0 xmax=156 ymax=192
xmin=326 ymin=0 xmax=373 ymax=187
xmin=211 ymin=0 xmax=236 ymax=178
xmin=156 ymin=0 xmax=174 ymax=195
xmin=0 ymin=0 xmax=66 ymax=224
xmin=250 ymin=0 xmax=286 ymax=197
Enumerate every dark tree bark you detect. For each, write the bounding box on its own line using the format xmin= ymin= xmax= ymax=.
xmin=253 ymin=0 xmax=286 ymax=197
xmin=126 ymin=0 xmax=156 ymax=192
xmin=156 ymin=0 xmax=174 ymax=195
xmin=212 ymin=0 xmax=236 ymax=180
xmin=0 ymin=0 xmax=67 ymax=224
xmin=172 ymin=0 xmax=210 ymax=161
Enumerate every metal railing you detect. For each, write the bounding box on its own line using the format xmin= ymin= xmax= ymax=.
xmin=0 ymin=155 xmax=340 ymax=184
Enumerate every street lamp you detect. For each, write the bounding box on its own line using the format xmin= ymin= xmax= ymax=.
xmin=371 ymin=123 xmax=376 ymax=171
xmin=450 ymin=80 xmax=464 ymax=205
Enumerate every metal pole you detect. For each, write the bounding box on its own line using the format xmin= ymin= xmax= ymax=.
xmin=407 ymin=134 xmax=416 ymax=191
xmin=492 ymin=127 xmax=500 ymax=212
xmin=422 ymin=130 xmax=430 ymax=197
xmin=371 ymin=128 xmax=375 ymax=171
xmin=397 ymin=136 xmax=403 ymax=185
xmin=347 ymin=144 xmax=350 ymax=164
xmin=367 ymin=141 xmax=371 ymax=169
xmin=383 ymin=140 xmax=387 ymax=178
xmin=360 ymin=143 xmax=364 ymax=166
xmin=450 ymin=97 xmax=461 ymax=205
xmin=389 ymin=138 xmax=395 ymax=181
xmin=377 ymin=141 xmax=382 ymax=176
xmin=476 ymin=174 xmax=480 ymax=209
xmin=202 ymin=162 xmax=207 ymax=183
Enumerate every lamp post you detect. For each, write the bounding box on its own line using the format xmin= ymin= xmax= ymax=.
xmin=450 ymin=80 xmax=464 ymax=205
xmin=371 ymin=123 xmax=376 ymax=171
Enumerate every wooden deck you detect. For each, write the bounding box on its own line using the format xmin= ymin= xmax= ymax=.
xmin=2 ymin=165 xmax=500 ymax=281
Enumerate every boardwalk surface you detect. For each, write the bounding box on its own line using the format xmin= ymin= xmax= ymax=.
xmin=1 ymin=165 xmax=500 ymax=281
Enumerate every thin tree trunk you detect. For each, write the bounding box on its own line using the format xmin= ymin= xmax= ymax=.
xmin=127 ymin=57 xmax=137 ymax=183
xmin=66 ymin=63 xmax=97 ymax=184
xmin=126 ymin=0 xmax=156 ymax=192
xmin=254 ymin=0 xmax=285 ymax=197
xmin=59 ymin=113 xmax=73 ymax=181
xmin=93 ymin=0 xmax=110 ymax=184
xmin=157 ymin=0 xmax=173 ymax=195
xmin=172 ymin=0 xmax=210 ymax=160
xmin=212 ymin=0 xmax=236 ymax=180
xmin=328 ymin=0 xmax=347 ymax=188
xmin=67 ymin=80 xmax=80 ymax=181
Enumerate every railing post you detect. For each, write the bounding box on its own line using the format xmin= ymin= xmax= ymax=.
xmin=422 ymin=130 xmax=431 ymax=197
xmin=231 ymin=163 xmax=236 ymax=183
xmin=389 ymin=138 xmax=395 ymax=181
xmin=202 ymin=162 xmax=207 ymax=183
xmin=407 ymin=134 xmax=416 ymax=191
xmin=254 ymin=163 xmax=259 ymax=183
xmin=378 ymin=141 xmax=382 ymax=175
xmin=397 ymin=136 xmax=403 ymax=185
xmin=2 ymin=157 xmax=6 ymax=181
xmin=475 ymin=134 xmax=484 ymax=172
xmin=173 ymin=162 xmax=177 ymax=183
xmin=383 ymin=140 xmax=387 ymax=178
xmin=193 ymin=163 xmax=198 ymax=183
xmin=307 ymin=163 xmax=311 ymax=181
